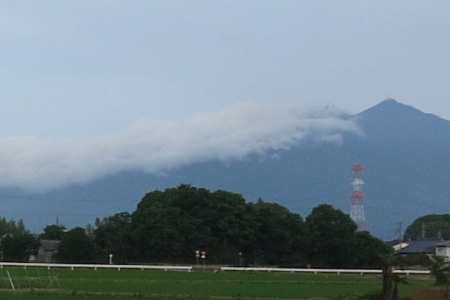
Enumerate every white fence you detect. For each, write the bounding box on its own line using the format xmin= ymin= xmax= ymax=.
xmin=0 ymin=262 xmax=192 ymax=272
xmin=220 ymin=266 xmax=431 ymax=276
xmin=0 ymin=263 xmax=430 ymax=276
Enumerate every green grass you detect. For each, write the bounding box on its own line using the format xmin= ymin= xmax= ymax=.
xmin=0 ymin=267 xmax=432 ymax=300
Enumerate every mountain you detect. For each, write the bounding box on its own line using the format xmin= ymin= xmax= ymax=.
xmin=1 ymin=99 xmax=449 ymax=240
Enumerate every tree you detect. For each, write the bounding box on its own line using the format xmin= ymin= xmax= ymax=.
xmin=131 ymin=185 xmax=258 ymax=263
xmin=57 ymin=227 xmax=94 ymax=263
xmin=94 ymin=212 xmax=132 ymax=263
xmin=207 ymin=190 xmax=258 ymax=264
xmin=1 ymin=232 xmax=36 ymax=262
xmin=130 ymin=185 xmax=311 ymax=265
xmin=305 ymin=204 xmax=357 ymax=268
xmin=131 ymin=186 xmax=195 ymax=262
xmin=404 ymin=214 xmax=450 ymax=240
xmin=353 ymin=231 xmax=392 ymax=268
xmin=249 ymin=200 xmax=306 ymax=266
xmin=101 ymin=185 xmax=390 ymax=267
xmin=0 ymin=217 xmax=36 ymax=262
xmin=40 ymin=224 xmax=66 ymax=240
xmin=430 ymin=256 xmax=450 ymax=288
xmin=0 ymin=217 xmax=28 ymax=236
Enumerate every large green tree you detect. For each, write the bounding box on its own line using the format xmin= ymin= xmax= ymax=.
xmin=131 ymin=185 xmax=259 ymax=264
xmin=40 ymin=224 xmax=66 ymax=240
xmin=1 ymin=232 xmax=35 ymax=262
xmin=207 ymin=190 xmax=258 ymax=263
xmin=128 ymin=186 xmax=389 ymax=267
xmin=131 ymin=185 xmax=205 ymax=262
xmin=94 ymin=212 xmax=132 ymax=264
xmin=353 ymin=231 xmax=392 ymax=268
xmin=0 ymin=218 xmax=36 ymax=262
xmin=57 ymin=227 xmax=94 ymax=263
xmin=249 ymin=200 xmax=306 ymax=266
xmin=305 ymin=204 xmax=357 ymax=268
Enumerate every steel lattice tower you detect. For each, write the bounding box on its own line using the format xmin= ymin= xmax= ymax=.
xmin=350 ymin=164 xmax=366 ymax=231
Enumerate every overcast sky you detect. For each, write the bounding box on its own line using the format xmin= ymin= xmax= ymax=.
xmin=1 ymin=1 xmax=449 ymax=190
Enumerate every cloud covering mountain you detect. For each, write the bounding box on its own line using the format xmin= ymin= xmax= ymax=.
xmin=1 ymin=99 xmax=449 ymax=240
xmin=0 ymin=102 xmax=358 ymax=191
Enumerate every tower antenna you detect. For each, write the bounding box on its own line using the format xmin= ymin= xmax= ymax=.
xmin=350 ymin=164 xmax=366 ymax=231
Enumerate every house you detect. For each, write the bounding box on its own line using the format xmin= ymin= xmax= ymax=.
xmin=395 ymin=239 xmax=450 ymax=259
xmin=36 ymin=240 xmax=60 ymax=263
xmin=395 ymin=239 xmax=443 ymax=255
xmin=435 ymin=241 xmax=450 ymax=258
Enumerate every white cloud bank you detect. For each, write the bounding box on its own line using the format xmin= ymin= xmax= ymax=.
xmin=0 ymin=103 xmax=359 ymax=191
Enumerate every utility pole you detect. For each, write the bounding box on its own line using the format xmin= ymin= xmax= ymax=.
xmin=396 ymin=222 xmax=403 ymax=243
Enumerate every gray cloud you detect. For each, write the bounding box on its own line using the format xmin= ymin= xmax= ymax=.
xmin=0 ymin=103 xmax=359 ymax=191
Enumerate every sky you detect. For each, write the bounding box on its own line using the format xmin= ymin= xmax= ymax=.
xmin=1 ymin=1 xmax=450 ymax=190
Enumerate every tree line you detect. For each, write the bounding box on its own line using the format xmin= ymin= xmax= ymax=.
xmin=0 ymin=185 xmax=390 ymax=268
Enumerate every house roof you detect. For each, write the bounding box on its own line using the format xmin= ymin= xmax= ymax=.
xmin=40 ymin=240 xmax=60 ymax=251
xmin=435 ymin=240 xmax=450 ymax=247
xmin=396 ymin=239 xmax=443 ymax=254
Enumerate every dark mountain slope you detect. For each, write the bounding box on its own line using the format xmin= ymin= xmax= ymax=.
xmin=347 ymin=99 xmax=450 ymax=238
xmin=358 ymin=99 xmax=450 ymax=147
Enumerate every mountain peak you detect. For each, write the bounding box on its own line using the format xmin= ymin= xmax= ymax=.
xmin=358 ymin=99 xmax=450 ymax=125
xmin=355 ymin=98 xmax=450 ymax=142
xmin=360 ymin=98 xmax=422 ymax=118
xmin=381 ymin=98 xmax=398 ymax=104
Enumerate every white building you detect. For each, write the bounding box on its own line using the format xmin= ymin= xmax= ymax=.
xmin=435 ymin=241 xmax=450 ymax=258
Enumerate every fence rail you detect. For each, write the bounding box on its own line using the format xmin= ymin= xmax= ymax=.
xmin=220 ymin=266 xmax=431 ymax=276
xmin=0 ymin=262 xmax=192 ymax=272
xmin=0 ymin=262 xmax=430 ymax=276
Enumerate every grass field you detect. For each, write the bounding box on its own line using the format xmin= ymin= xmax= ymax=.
xmin=0 ymin=267 xmax=433 ymax=300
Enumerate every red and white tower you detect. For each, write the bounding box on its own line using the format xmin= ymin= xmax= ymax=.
xmin=350 ymin=164 xmax=366 ymax=231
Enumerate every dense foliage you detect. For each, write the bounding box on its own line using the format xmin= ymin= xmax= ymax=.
xmin=103 ymin=185 xmax=389 ymax=267
xmin=305 ymin=204 xmax=357 ymax=268
xmin=94 ymin=212 xmax=132 ymax=264
xmin=56 ymin=227 xmax=95 ymax=263
xmin=40 ymin=224 xmax=66 ymax=240
xmin=404 ymin=214 xmax=450 ymax=240
xmin=1 ymin=185 xmax=390 ymax=268
xmin=0 ymin=217 xmax=36 ymax=261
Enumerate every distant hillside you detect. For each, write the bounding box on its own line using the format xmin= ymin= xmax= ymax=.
xmin=1 ymin=99 xmax=449 ymax=240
